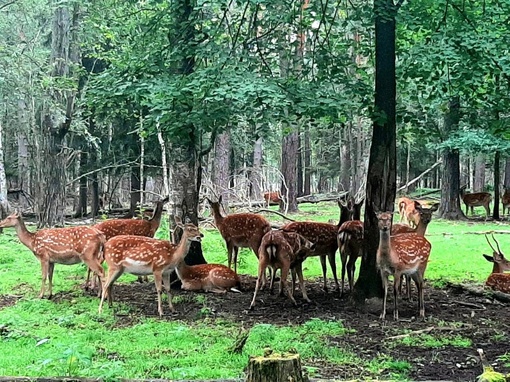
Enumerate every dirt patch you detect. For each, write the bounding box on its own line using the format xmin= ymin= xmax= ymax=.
xmin=0 ymin=294 xmax=21 ymax=310
xmin=56 ymin=276 xmax=510 ymax=381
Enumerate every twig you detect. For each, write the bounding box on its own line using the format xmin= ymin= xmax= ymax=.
xmin=453 ymin=300 xmax=486 ymax=310
xmin=386 ymin=325 xmax=472 ymax=340
xmin=254 ymin=208 xmax=296 ymax=222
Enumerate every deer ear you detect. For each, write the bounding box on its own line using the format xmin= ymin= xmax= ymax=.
xmin=430 ymin=203 xmax=440 ymax=212
xmin=483 ymin=254 xmax=494 ymax=262
xmin=218 ymin=195 xmax=223 ymax=204
xmin=414 ymin=201 xmax=423 ymax=212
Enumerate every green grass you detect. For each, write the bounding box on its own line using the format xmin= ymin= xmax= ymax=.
xmin=0 ymin=201 xmax=506 ymax=380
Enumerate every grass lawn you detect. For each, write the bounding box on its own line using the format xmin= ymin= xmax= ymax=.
xmin=0 ymin=201 xmax=508 ymax=380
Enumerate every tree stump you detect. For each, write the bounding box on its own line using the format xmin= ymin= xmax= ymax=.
xmin=246 ymin=350 xmax=309 ymax=382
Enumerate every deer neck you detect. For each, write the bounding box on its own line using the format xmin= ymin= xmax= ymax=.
xmin=414 ymin=221 xmax=428 ymax=236
xmin=175 ymin=259 xmax=192 ymax=280
xmin=150 ymin=200 xmax=165 ymax=225
xmin=210 ymin=206 xmax=224 ymax=227
xmin=173 ymin=234 xmax=194 ymax=263
xmin=378 ymin=229 xmax=392 ymax=258
xmin=13 ymin=219 xmax=36 ymax=251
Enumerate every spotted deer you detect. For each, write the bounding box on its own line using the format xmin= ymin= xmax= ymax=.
xmin=338 ymin=220 xmax=364 ymax=296
xmin=281 ymin=197 xmax=362 ymax=293
xmin=391 ymin=201 xmax=439 ymax=299
xmin=207 ymin=196 xmax=271 ymax=272
xmin=459 ymin=186 xmax=491 ymax=219
xmin=376 ymin=212 xmax=432 ymax=320
xmin=397 ymin=197 xmax=420 ymax=228
xmin=98 ymin=222 xmax=203 ymax=316
xmin=175 ymin=261 xmax=241 ymax=293
xmin=0 ymin=212 xmax=105 ymax=299
xmin=502 ymin=188 xmax=510 ymax=216
xmin=250 ymin=230 xmax=315 ymax=309
xmin=93 ymin=196 xmax=169 ymax=283
xmin=483 ymin=234 xmax=510 ymax=294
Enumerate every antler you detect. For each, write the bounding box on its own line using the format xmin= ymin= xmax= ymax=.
xmin=485 ymin=233 xmax=502 ymax=254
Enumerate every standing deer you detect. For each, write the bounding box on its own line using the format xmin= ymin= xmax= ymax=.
xmin=250 ymin=230 xmax=315 ymax=309
xmin=502 ymin=188 xmax=510 ymax=216
xmin=459 ymin=186 xmax=491 ymax=219
xmin=207 ymin=196 xmax=271 ymax=272
xmin=397 ymin=197 xmax=417 ymax=226
xmin=376 ymin=212 xmax=432 ymax=320
xmin=337 ymin=220 xmax=364 ymax=296
xmin=281 ymin=197 xmax=362 ymax=293
xmin=93 ymin=196 xmax=169 ymax=283
xmin=483 ymin=234 xmax=510 ymax=294
xmin=0 ymin=212 xmax=105 ymax=299
xmin=98 ymin=222 xmax=203 ymax=316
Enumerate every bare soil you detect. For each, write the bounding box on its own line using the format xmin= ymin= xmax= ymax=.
xmin=64 ymin=276 xmax=510 ymax=382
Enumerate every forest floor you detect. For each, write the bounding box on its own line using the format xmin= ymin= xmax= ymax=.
xmin=49 ymin=275 xmax=509 ymax=382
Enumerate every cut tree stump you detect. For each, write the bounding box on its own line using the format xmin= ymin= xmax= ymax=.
xmin=246 ymin=350 xmax=308 ymax=382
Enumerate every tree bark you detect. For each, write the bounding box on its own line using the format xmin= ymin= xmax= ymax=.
xmin=280 ymin=130 xmax=299 ymax=213
xmin=0 ymin=121 xmax=11 ymax=231
xmin=353 ymin=0 xmax=397 ymax=303
xmin=493 ymin=151 xmax=501 ymax=220
xmin=250 ymin=136 xmax=263 ymax=200
xmin=438 ymin=98 xmax=464 ymax=220
xmin=474 ymin=154 xmax=485 ymax=192
xmin=246 ymin=352 xmax=308 ymax=382
xmin=73 ymin=150 xmax=88 ymax=218
xmin=212 ymin=130 xmax=231 ymax=203
xmin=128 ymin=166 xmax=141 ymax=217
xmin=303 ymin=122 xmax=311 ymax=195
xmin=339 ymin=125 xmax=351 ymax=192
xmin=504 ymin=158 xmax=510 ymax=189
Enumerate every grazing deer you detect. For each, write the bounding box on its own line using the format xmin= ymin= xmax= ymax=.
xmin=250 ymin=230 xmax=315 ymax=309
xmin=93 ymin=196 xmax=169 ymax=283
xmin=338 ymin=220 xmax=364 ymax=296
xmin=459 ymin=186 xmax=491 ymax=218
xmin=281 ymin=197 xmax=362 ymax=293
xmin=392 ymin=202 xmax=439 ymax=299
xmin=376 ymin=212 xmax=432 ymax=320
xmin=263 ymin=191 xmax=282 ymax=206
xmin=98 ymin=222 xmax=203 ymax=316
xmin=502 ymin=188 xmax=510 ymax=216
xmin=207 ymin=196 xmax=271 ymax=272
xmin=483 ymin=234 xmax=510 ymax=294
xmin=0 ymin=212 xmax=105 ymax=299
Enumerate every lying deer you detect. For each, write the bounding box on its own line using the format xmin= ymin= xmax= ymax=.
xmin=483 ymin=234 xmax=510 ymax=294
xmin=175 ymin=260 xmax=241 ymax=293
xmin=502 ymin=188 xmax=510 ymax=216
xmin=459 ymin=186 xmax=491 ymax=219
xmin=0 ymin=211 xmax=105 ymax=299
xmin=250 ymin=230 xmax=315 ymax=309
xmin=281 ymin=196 xmax=362 ymax=293
xmin=94 ymin=196 xmax=169 ymax=284
xmin=98 ymin=221 xmax=203 ymax=316
xmin=207 ymin=196 xmax=271 ymax=272
xmin=376 ymin=212 xmax=432 ymax=320
xmin=392 ymin=201 xmax=439 ymax=299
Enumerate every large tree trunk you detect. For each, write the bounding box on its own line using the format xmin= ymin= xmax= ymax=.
xmin=297 ymin=131 xmax=304 ymax=197
xmin=73 ymin=150 xmax=88 ymax=218
xmin=505 ymin=158 xmax=510 ymax=189
xmin=250 ymin=136 xmax=263 ymax=200
xmin=303 ymin=122 xmax=311 ymax=195
xmin=0 ymin=121 xmax=10 ymax=230
xmin=493 ymin=151 xmax=501 ymax=220
xmin=439 ymin=98 xmax=464 ymax=220
xmin=212 ymin=130 xmax=231 ymax=203
xmin=339 ymin=125 xmax=351 ymax=192
xmin=474 ymin=154 xmax=486 ymax=192
xmin=128 ymin=166 xmax=141 ymax=217
xmin=280 ymin=130 xmax=299 ymax=213
xmin=353 ymin=0 xmax=397 ymax=303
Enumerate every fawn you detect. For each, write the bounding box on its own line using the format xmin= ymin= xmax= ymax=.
xmin=207 ymin=196 xmax=271 ymax=272
xmin=98 ymin=221 xmax=203 ymax=316
xmin=0 ymin=211 xmax=105 ymax=299
xmin=250 ymin=230 xmax=315 ymax=309
xmin=483 ymin=234 xmax=510 ymax=294
xmin=376 ymin=212 xmax=432 ymax=320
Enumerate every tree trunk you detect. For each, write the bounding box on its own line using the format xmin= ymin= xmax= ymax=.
xmin=0 ymin=121 xmax=11 ymax=230
xmin=303 ymin=122 xmax=311 ymax=196
xmin=353 ymin=0 xmax=397 ymax=303
xmin=246 ymin=352 xmax=308 ymax=382
xmin=250 ymin=136 xmax=263 ymax=200
xmin=35 ymin=4 xmax=80 ymax=227
xmin=493 ymin=151 xmax=500 ymax=220
xmin=128 ymin=166 xmax=141 ymax=217
xmin=438 ymin=98 xmax=464 ymax=220
xmin=212 ymin=130 xmax=231 ymax=203
xmin=339 ymin=125 xmax=351 ymax=192
xmin=17 ymin=132 xmax=30 ymax=208
xmin=505 ymin=158 xmax=510 ymax=189
xmin=280 ymin=130 xmax=299 ymax=213
xmin=297 ymin=131 xmax=304 ymax=197
xmin=74 ymin=150 xmax=88 ymax=218
xmin=474 ymin=154 xmax=485 ymax=192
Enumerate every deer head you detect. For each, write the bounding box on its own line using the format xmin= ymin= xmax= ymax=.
xmin=483 ymin=234 xmax=510 ymax=273
xmin=0 ymin=211 xmax=22 ymax=228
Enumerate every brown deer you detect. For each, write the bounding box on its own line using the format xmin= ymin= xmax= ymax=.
xmin=98 ymin=222 xmax=203 ymax=316
xmin=93 ymin=196 xmax=169 ymax=283
xmin=483 ymin=234 xmax=510 ymax=294
xmin=392 ymin=201 xmax=439 ymax=299
xmin=459 ymin=186 xmax=491 ymax=218
xmin=397 ymin=197 xmax=420 ymax=228
xmin=502 ymin=188 xmax=510 ymax=216
xmin=250 ymin=230 xmax=315 ymax=309
xmin=337 ymin=220 xmax=364 ymax=296
xmin=0 ymin=211 xmax=105 ymax=299
xmin=281 ymin=197 xmax=362 ymax=293
xmin=175 ymin=262 xmax=241 ymax=293
xmin=263 ymin=191 xmax=282 ymax=206
xmin=207 ymin=196 xmax=271 ymax=272
xmin=376 ymin=212 xmax=432 ymax=320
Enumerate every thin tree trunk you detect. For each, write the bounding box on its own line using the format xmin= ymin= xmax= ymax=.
xmin=0 ymin=120 xmax=11 ymax=230
xmin=505 ymin=158 xmax=510 ymax=189
xmin=474 ymin=154 xmax=485 ymax=192
xmin=74 ymin=150 xmax=88 ymax=218
xmin=212 ymin=130 xmax=231 ymax=203
xmin=297 ymin=130 xmax=304 ymax=197
xmin=128 ymin=167 xmax=141 ymax=217
xmin=303 ymin=122 xmax=311 ymax=195
xmin=280 ymin=130 xmax=299 ymax=213
xmin=251 ymin=136 xmax=263 ymax=200
xmin=493 ymin=151 xmax=501 ymax=220
xmin=339 ymin=125 xmax=350 ymax=192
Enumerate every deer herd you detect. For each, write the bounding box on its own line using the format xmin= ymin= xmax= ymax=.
xmin=0 ymin=188 xmax=509 ymax=321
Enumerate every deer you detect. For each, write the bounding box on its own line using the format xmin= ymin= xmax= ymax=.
xmin=0 ymin=211 xmax=105 ymax=299
xmin=263 ymin=191 xmax=282 ymax=206
xmin=337 ymin=220 xmax=364 ymax=296
xmin=483 ymin=234 xmax=510 ymax=294
xmin=281 ymin=197 xmax=362 ymax=293
xmin=376 ymin=212 xmax=432 ymax=320
xmin=502 ymin=188 xmax=510 ymax=216
xmin=93 ymin=196 xmax=169 ymax=283
xmin=98 ymin=221 xmax=203 ymax=317
xmin=397 ymin=197 xmax=420 ymax=228
xmin=250 ymin=230 xmax=315 ymax=309
xmin=207 ymin=196 xmax=271 ymax=273
xmin=459 ymin=185 xmax=491 ymax=219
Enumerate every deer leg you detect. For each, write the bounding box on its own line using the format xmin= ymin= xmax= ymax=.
xmin=295 ymin=263 xmax=311 ymax=303
xmin=347 ymin=256 xmax=357 ymax=293
xmin=153 ymin=271 xmax=167 ymax=317
xmin=393 ymin=273 xmax=402 ymax=321
xmin=98 ymin=268 xmax=123 ymax=314
xmin=280 ymin=265 xmax=296 ymax=306
xmin=226 ymin=241 xmax=234 ymax=270
xmin=406 ymin=275 xmax=413 ymax=301
xmin=47 ymin=262 xmax=55 ymax=299
xmin=327 ymin=252 xmax=340 ymax=292
xmin=38 ymin=258 xmax=49 ymax=299
xmin=411 ymin=272 xmax=425 ymax=319
xmin=380 ymin=273 xmax=388 ymax=320
xmin=270 ymin=267 xmax=278 ymax=294
xmin=319 ymin=255 xmax=328 ymax=293
xmin=233 ymin=246 xmax=239 ymax=273
xmin=250 ymin=261 xmax=267 ymax=310
xmin=162 ymin=272 xmax=175 ymax=313
xmin=340 ymin=249 xmax=348 ymax=296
